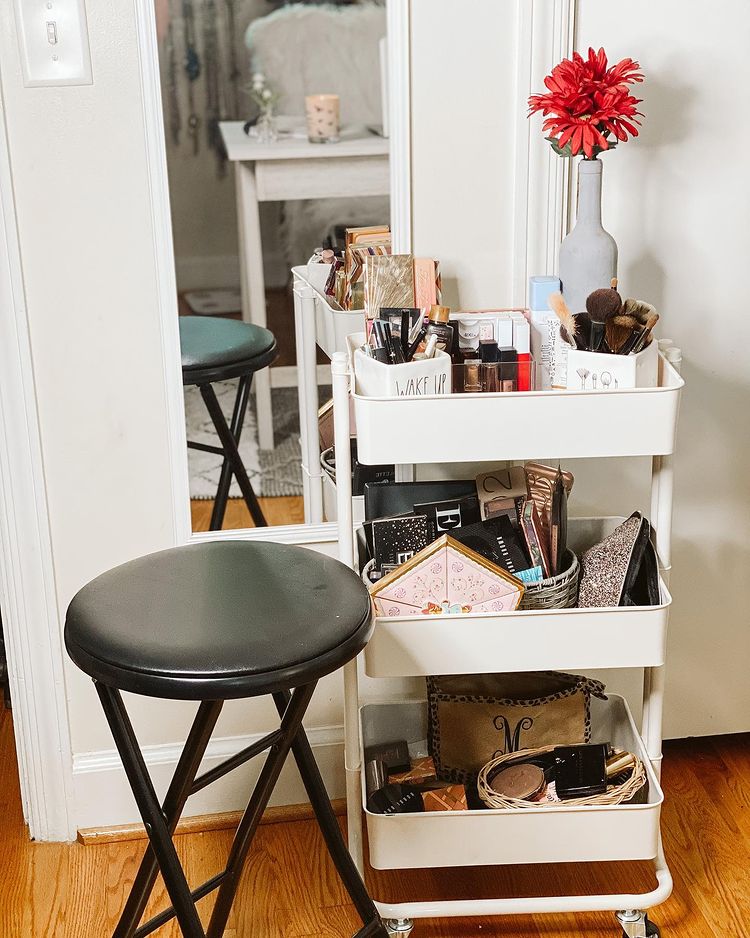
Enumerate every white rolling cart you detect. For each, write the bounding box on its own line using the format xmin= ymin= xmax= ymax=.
xmin=292 ymin=264 xmax=365 ymax=524
xmin=330 ymin=344 xmax=684 ymax=938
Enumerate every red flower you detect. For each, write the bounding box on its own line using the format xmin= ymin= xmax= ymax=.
xmin=528 ymin=47 xmax=644 ymax=158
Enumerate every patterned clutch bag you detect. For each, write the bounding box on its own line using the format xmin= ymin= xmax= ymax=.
xmin=369 ymin=534 xmax=524 ymax=617
xmin=578 ymin=512 xmax=660 ymax=607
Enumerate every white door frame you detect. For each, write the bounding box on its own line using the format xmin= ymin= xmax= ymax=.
xmin=0 ymin=85 xmax=75 ymax=840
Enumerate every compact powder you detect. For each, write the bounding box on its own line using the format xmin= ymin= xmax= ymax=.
xmin=489 ymin=763 xmax=546 ymax=800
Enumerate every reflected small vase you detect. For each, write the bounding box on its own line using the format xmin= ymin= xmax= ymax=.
xmin=559 ymin=158 xmax=618 ymax=314
xmin=256 ymin=109 xmax=278 ymax=144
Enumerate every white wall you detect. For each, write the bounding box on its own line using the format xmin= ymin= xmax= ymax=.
xmin=410 ymin=0 xmax=520 ymax=308
xmin=410 ymin=0 xmax=750 ymax=737
xmin=574 ymin=0 xmax=750 ymax=736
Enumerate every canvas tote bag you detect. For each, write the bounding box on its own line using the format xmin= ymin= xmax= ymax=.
xmin=427 ymin=671 xmax=607 ymax=783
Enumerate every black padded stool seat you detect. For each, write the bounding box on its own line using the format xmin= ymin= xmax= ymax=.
xmin=180 ymin=316 xmax=276 ymax=379
xmin=179 ymin=317 xmax=277 ymax=531
xmin=65 ymin=541 xmax=372 ymax=700
xmin=64 ymin=541 xmax=387 ymax=938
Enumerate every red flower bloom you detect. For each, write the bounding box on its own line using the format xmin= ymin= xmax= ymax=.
xmin=528 ymin=47 xmax=644 ymax=158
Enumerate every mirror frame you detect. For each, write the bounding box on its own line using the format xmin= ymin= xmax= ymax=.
xmin=140 ymin=0 xmax=413 ymax=548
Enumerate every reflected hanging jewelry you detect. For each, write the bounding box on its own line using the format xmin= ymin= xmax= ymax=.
xmin=225 ymin=0 xmax=241 ymax=118
xmin=182 ymin=0 xmax=201 ymax=154
xmin=165 ymin=0 xmax=181 ymax=146
xmin=203 ymin=0 xmax=223 ymax=173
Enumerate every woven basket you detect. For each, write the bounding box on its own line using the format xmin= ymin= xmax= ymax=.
xmin=519 ymin=549 xmax=579 ymax=610
xmin=477 ymin=745 xmax=647 ymax=809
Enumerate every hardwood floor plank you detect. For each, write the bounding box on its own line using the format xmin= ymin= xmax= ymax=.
xmin=190 ymin=495 xmax=304 ymax=532
xmin=2 ymin=708 xmax=750 ymax=936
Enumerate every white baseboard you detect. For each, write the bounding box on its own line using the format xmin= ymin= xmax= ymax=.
xmin=73 ymin=724 xmax=345 ymax=830
xmin=175 ymin=251 xmax=288 ymax=292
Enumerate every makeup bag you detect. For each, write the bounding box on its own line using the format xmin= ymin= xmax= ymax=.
xmin=577 ymin=512 xmax=661 ymax=608
xmin=427 ymin=671 xmax=607 ymax=783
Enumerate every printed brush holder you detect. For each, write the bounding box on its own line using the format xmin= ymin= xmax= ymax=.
xmin=566 ymin=337 xmax=658 ymax=391
xmin=353 ymin=347 xmax=452 ymax=398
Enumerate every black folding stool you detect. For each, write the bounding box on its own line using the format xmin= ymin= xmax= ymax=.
xmin=180 ymin=316 xmax=277 ymax=530
xmin=65 ymin=541 xmax=388 ymax=938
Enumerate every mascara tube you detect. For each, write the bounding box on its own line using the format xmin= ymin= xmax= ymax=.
xmin=370 ymin=320 xmax=393 ymax=365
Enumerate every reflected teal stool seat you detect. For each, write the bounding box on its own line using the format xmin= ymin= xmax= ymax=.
xmin=180 ymin=316 xmax=277 ymax=530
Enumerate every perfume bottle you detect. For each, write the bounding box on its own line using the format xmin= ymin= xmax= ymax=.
xmin=424 ymin=304 xmax=454 ymax=354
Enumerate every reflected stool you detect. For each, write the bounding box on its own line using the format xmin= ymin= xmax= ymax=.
xmin=65 ymin=541 xmax=388 ymax=938
xmin=180 ymin=316 xmax=277 ymax=530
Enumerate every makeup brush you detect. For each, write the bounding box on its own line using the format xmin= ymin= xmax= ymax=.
xmin=622 ymin=298 xmax=656 ymax=327
xmin=585 ymin=287 xmax=622 ymax=352
xmin=549 ymin=292 xmax=578 ymax=347
xmin=619 ymin=313 xmax=659 ymax=356
xmin=630 ymin=312 xmax=660 ymax=354
xmin=606 ymin=314 xmax=639 ymax=354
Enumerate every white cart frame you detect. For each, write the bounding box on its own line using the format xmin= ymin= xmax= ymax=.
xmin=330 ymin=347 xmax=683 ymax=937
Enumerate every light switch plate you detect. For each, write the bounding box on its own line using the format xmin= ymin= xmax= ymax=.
xmin=13 ymin=0 xmax=93 ymax=88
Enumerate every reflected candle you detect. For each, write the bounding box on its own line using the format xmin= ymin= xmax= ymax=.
xmin=305 ymin=94 xmax=340 ymax=143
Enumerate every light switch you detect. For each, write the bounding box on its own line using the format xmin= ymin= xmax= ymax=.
xmin=13 ymin=0 xmax=93 ymax=87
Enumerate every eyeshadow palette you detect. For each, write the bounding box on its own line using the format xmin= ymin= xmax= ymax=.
xmin=370 ymin=534 xmax=524 ymax=617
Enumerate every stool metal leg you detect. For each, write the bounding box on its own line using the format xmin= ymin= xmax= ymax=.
xmin=206 ymin=682 xmax=316 ymax=938
xmin=111 ymin=696 xmax=224 ymax=938
xmin=209 ymin=374 xmax=252 ymax=531
xmin=96 ymin=683 xmax=210 ymax=938
xmin=273 ymin=691 xmax=389 ymax=938
xmin=199 ymin=381 xmax=267 ymax=530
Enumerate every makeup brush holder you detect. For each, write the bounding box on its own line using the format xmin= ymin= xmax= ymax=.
xmin=565 ymin=338 xmax=658 ymax=391
xmin=353 ymin=345 xmax=452 ymax=398
xmin=519 ymin=549 xmax=580 ymax=611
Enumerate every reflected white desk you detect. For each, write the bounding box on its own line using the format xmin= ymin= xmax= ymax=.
xmin=220 ymin=122 xmax=389 ymax=450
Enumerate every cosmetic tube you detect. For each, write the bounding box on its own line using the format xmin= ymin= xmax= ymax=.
xmin=511 ymin=314 xmax=532 ymax=391
xmin=529 ymin=276 xmax=564 ymax=389
xmin=463 ymin=358 xmax=482 ymax=393
xmin=370 ymin=320 xmax=393 ymax=365
xmin=499 ymin=347 xmax=518 ymax=392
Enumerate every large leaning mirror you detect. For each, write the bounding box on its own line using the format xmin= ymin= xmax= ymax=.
xmin=153 ymin=0 xmax=392 ymax=532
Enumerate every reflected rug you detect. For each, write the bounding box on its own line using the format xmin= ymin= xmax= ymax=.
xmin=184 ymin=384 xmax=305 ymax=498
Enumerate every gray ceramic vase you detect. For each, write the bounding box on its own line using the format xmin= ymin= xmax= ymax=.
xmin=559 ymin=158 xmax=618 ymax=314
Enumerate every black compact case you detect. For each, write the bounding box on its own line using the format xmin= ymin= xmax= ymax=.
xmin=452 ymin=515 xmax=531 ymax=576
xmin=553 ymin=744 xmax=609 ymax=799
xmin=363 ymin=480 xmax=476 ymax=521
xmin=412 ymin=494 xmax=481 ymax=538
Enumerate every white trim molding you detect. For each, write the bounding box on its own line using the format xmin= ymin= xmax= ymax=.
xmin=73 ymin=723 xmax=346 ymax=830
xmin=387 ymin=0 xmax=412 ymax=253
xmin=513 ymin=0 xmax=577 ymax=304
xmin=0 ymin=85 xmax=75 ymax=840
xmin=133 ymin=0 xmax=193 ymax=546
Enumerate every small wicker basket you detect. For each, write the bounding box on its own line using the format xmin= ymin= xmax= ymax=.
xmin=519 ymin=549 xmax=580 ymax=610
xmin=477 ymin=745 xmax=647 ymax=809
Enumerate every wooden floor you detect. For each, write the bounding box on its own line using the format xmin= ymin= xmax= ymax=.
xmin=1 ymin=701 xmax=749 ymax=937
xmin=190 ymin=496 xmax=304 ymax=531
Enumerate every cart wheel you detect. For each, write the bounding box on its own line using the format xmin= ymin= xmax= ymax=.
xmin=620 ymin=916 xmax=660 ymax=938
xmin=385 ymin=919 xmax=414 ymax=937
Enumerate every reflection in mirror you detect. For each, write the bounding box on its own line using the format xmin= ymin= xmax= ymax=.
xmin=154 ymin=0 xmax=390 ymax=531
